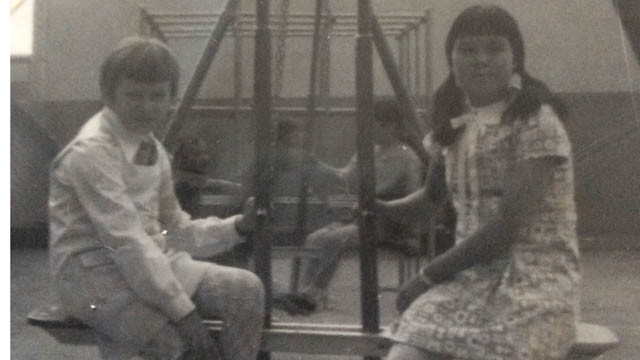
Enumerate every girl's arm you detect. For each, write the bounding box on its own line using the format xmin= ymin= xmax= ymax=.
xmin=397 ymin=156 xmax=562 ymax=311
xmin=421 ymin=156 xmax=562 ymax=282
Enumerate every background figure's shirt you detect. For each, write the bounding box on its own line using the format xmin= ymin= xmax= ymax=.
xmin=340 ymin=143 xmax=423 ymax=242
xmin=49 ymin=107 xmax=243 ymax=322
xmin=340 ymin=143 xmax=423 ymax=200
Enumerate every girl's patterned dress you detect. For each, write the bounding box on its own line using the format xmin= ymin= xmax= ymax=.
xmin=386 ymin=99 xmax=581 ymax=360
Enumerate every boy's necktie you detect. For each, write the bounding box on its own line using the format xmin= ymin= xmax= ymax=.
xmin=134 ymin=138 xmax=158 ymax=166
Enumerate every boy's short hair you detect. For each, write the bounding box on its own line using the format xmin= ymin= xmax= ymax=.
xmin=99 ymin=36 xmax=180 ymax=102
xmin=373 ymin=99 xmax=404 ymax=128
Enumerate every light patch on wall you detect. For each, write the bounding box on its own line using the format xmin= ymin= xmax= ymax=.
xmin=11 ymin=0 xmax=34 ymax=56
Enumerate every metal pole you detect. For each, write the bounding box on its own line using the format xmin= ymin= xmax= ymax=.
xmin=396 ymin=36 xmax=404 ymax=94
xmin=232 ymin=0 xmax=244 ymax=117
xmin=289 ymin=0 xmax=326 ymax=293
xmin=139 ymin=7 xmax=168 ymax=43
xmin=319 ymin=13 xmax=333 ymax=113
xmin=162 ymin=0 xmax=239 ymax=148
xmin=370 ymin=11 xmax=430 ymax=165
xmin=254 ymin=1 xmax=274 ymax=359
xmin=232 ymin=0 xmax=244 ymax=175
xmin=356 ymin=2 xmax=380 ymax=357
xmin=403 ymin=33 xmax=410 ymax=98
xmin=414 ymin=25 xmax=421 ymax=100
xmin=407 ymin=30 xmax=413 ymax=96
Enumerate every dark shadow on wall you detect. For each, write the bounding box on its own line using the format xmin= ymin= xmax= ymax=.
xmin=11 ymin=101 xmax=59 ymax=248
xmin=560 ymin=92 xmax=640 ymax=236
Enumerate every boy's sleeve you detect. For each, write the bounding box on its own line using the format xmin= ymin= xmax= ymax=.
xmin=156 ymin=147 xmax=244 ymax=257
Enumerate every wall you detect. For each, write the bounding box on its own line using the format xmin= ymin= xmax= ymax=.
xmin=10 ymin=100 xmax=58 ymax=246
xmin=31 ymin=1 xmax=640 ymax=104
xmin=12 ymin=0 xmax=640 ymax=237
xmin=35 ymin=0 xmax=143 ymax=146
xmin=562 ymin=92 xmax=640 ymax=234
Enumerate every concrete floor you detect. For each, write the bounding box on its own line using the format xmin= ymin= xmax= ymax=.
xmin=10 ymin=238 xmax=640 ymax=359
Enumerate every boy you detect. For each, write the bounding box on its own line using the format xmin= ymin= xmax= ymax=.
xmin=48 ymin=37 xmax=264 ymax=360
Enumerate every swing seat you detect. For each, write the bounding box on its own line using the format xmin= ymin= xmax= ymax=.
xmin=567 ymin=322 xmax=619 ymax=359
xmin=26 ymin=306 xmax=619 ymax=359
xmin=27 ymin=304 xmax=88 ymax=328
xmin=201 ymin=320 xmax=619 ymax=359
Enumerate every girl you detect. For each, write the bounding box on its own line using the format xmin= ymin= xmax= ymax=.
xmin=380 ymin=5 xmax=580 ymax=360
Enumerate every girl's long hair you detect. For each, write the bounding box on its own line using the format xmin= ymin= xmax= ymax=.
xmin=432 ymin=73 xmax=567 ymax=146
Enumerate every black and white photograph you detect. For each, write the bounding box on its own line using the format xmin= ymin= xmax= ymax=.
xmin=8 ymin=0 xmax=640 ymax=359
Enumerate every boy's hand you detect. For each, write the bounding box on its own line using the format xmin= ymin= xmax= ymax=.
xmin=175 ymin=311 xmax=222 ymax=360
xmin=235 ymin=197 xmax=256 ymax=235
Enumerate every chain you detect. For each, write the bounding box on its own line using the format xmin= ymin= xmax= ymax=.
xmin=232 ymin=0 xmax=243 ymax=114
xmin=273 ymin=0 xmax=290 ymax=103
xmin=318 ymin=2 xmax=333 ymax=112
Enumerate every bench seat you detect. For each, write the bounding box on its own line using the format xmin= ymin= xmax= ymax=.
xmin=204 ymin=320 xmax=619 ymax=358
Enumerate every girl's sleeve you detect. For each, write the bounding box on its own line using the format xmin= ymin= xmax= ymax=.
xmin=515 ymin=105 xmax=571 ymax=162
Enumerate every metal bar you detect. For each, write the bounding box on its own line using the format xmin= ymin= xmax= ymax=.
xmin=232 ymin=2 xmax=243 ymax=115
xmin=189 ymin=104 xmax=425 ymax=115
xmin=162 ymin=0 xmax=239 ymax=148
xmin=319 ymin=15 xmax=333 ymax=112
xmin=231 ymin=0 xmax=244 ymax=176
xmin=203 ymin=320 xmax=617 ymax=358
xmin=356 ymin=1 xmax=381 ymax=354
xmin=151 ymin=11 xmax=424 ymax=19
xmin=165 ymin=32 xmax=407 ymax=38
xmin=304 ymin=0 xmax=323 ymax=158
xmin=403 ymin=34 xmax=410 ymax=97
xmin=139 ymin=7 xmax=168 ymax=42
xmin=396 ymin=36 xmax=405 ymax=98
xmin=414 ymin=25 xmax=420 ymax=98
xmin=407 ymin=30 xmax=413 ymax=96
xmin=288 ymin=0 xmax=326 ymax=293
xmin=159 ymin=23 xmax=410 ymax=34
xmin=164 ymin=30 xmax=407 ymax=38
xmin=371 ymin=10 xmax=431 ymax=165
xmin=253 ymin=0 xmax=275 ymax=360
xmin=155 ymin=18 xmax=422 ymax=28
xmin=254 ymin=3 xmax=274 ymax=360
xmin=158 ymin=18 xmax=417 ymax=25
xmin=204 ymin=320 xmax=391 ymax=356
